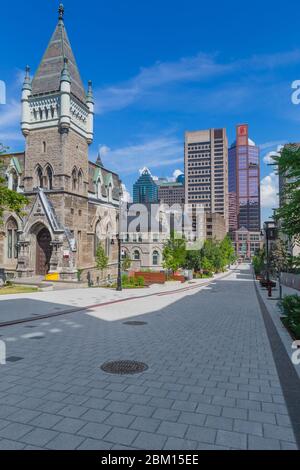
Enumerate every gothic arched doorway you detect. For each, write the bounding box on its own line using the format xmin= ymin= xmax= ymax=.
xmin=36 ymin=228 xmax=52 ymax=275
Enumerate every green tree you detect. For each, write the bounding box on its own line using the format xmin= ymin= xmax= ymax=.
xmin=219 ymin=235 xmax=236 ymax=266
xmin=122 ymin=252 xmax=132 ymax=271
xmin=252 ymin=248 xmax=265 ymax=276
xmin=184 ymin=250 xmax=202 ymax=271
xmin=273 ymin=145 xmax=300 ymax=245
xmin=96 ymin=243 xmax=108 ymax=276
xmin=201 ymin=256 xmax=214 ymax=274
xmin=269 ymin=239 xmax=289 ymax=277
xmin=162 ymin=232 xmax=186 ymax=273
xmin=0 ymin=144 xmax=28 ymax=223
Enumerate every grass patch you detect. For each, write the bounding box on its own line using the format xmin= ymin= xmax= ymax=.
xmin=0 ymin=285 xmax=39 ymax=295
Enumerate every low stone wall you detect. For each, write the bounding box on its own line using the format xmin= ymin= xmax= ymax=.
xmin=280 ymin=272 xmax=300 ymax=291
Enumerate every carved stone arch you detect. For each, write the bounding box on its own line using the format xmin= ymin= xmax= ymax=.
xmin=131 ymin=246 xmax=142 ymax=261
xmin=29 ymin=222 xmax=53 ymax=276
xmin=5 ymin=216 xmax=20 ymax=261
xmin=71 ymin=166 xmax=78 ymax=191
xmin=34 ymin=164 xmax=44 ymax=188
xmin=44 ymin=163 xmax=54 ymax=190
xmin=78 ymin=168 xmax=84 ymax=192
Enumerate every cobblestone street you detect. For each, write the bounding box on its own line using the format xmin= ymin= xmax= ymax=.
xmin=0 ymin=265 xmax=298 ymax=450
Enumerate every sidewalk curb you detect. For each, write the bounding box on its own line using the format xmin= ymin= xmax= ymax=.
xmin=254 ymin=279 xmax=300 ymax=450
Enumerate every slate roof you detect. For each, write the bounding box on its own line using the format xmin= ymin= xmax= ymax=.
xmin=31 ymin=16 xmax=86 ymax=103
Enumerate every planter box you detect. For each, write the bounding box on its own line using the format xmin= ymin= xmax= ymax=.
xmin=134 ymin=272 xmax=166 ymax=285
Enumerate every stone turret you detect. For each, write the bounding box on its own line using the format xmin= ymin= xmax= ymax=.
xmin=59 ymin=58 xmax=71 ymax=132
xmin=21 ymin=66 xmax=32 ymax=136
xmin=86 ymin=81 xmax=94 ymax=144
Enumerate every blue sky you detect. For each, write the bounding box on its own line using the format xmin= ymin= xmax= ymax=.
xmin=1 ymin=0 xmax=300 ymax=223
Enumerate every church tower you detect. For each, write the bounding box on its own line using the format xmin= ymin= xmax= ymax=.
xmin=21 ymin=4 xmax=94 ymax=200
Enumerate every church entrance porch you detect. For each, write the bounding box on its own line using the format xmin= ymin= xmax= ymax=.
xmin=36 ymin=227 xmax=52 ymax=276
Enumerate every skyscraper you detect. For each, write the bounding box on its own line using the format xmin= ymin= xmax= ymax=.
xmin=184 ymin=128 xmax=229 ymax=230
xmin=228 ymin=125 xmax=261 ymax=232
xmin=133 ymin=168 xmax=158 ymax=203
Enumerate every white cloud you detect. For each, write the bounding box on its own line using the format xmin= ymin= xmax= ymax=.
xmin=99 ymin=135 xmax=183 ymax=176
xmin=261 ymin=172 xmax=279 ymax=209
xmin=173 ymin=169 xmax=184 ymax=180
xmin=98 ymin=145 xmax=111 ymax=158
xmin=95 ymin=50 xmax=300 ymax=114
xmin=0 ymin=91 xmax=23 ymax=145
xmin=260 ymin=144 xmax=284 ymax=165
xmin=121 ymin=183 xmax=132 ymax=203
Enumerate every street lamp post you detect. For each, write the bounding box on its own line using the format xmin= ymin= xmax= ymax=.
xmin=116 ymin=184 xmax=123 ymax=292
xmin=264 ymin=221 xmax=277 ymax=297
xmin=116 ymin=233 xmax=122 ymax=291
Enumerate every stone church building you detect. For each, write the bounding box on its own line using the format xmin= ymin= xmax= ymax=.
xmin=0 ymin=5 xmax=121 ymax=283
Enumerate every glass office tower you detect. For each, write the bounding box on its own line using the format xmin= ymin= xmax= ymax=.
xmin=133 ymin=168 xmax=159 ymax=203
xmin=229 ymin=125 xmax=260 ymax=232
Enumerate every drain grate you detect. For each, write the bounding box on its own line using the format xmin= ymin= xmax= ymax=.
xmin=101 ymin=360 xmax=148 ymax=375
xmin=29 ymin=336 xmax=45 ymax=340
xmin=123 ymin=321 xmax=148 ymax=326
xmin=6 ymin=356 xmax=23 ymax=363
xmin=24 ymin=326 xmax=37 ymax=329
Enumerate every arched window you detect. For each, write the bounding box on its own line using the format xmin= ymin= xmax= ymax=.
xmin=9 ymin=169 xmax=18 ymax=192
xmin=72 ymin=168 xmax=77 ymax=191
xmin=105 ymin=224 xmax=111 ymax=259
xmin=6 ymin=218 xmax=18 ymax=260
xmin=78 ymin=170 xmax=83 ymax=192
xmin=36 ymin=166 xmax=43 ymax=188
xmin=94 ymin=220 xmax=101 ymax=256
xmin=153 ymin=250 xmax=159 ymax=266
xmin=133 ymin=250 xmax=140 ymax=261
xmin=96 ymin=178 xmax=103 ymax=199
xmin=46 ymin=166 xmax=53 ymax=190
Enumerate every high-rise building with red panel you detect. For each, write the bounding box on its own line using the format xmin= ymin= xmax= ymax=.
xmin=228 ymin=125 xmax=261 ymax=232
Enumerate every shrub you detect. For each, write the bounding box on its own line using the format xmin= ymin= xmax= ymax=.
xmin=279 ymin=294 xmax=300 ymax=338
xmin=136 ymin=276 xmax=145 ymax=287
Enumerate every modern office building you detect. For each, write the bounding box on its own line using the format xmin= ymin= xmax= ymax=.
xmin=205 ymin=213 xmax=227 ymax=241
xmin=232 ymin=227 xmax=263 ymax=260
xmin=133 ymin=168 xmax=158 ymax=203
xmin=184 ymin=128 xmax=229 ymax=231
xmin=158 ymin=175 xmax=185 ymax=205
xmin=228 ymin=124 xmax=261 ymax=232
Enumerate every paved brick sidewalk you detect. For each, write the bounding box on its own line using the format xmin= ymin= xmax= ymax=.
xmin=0 ymin=272 xmax=230 ymax=324
xmin=0 ymin=265 xmax=297 ymax=450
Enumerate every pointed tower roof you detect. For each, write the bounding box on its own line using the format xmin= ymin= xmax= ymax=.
xmin=31 ymin=4 xmax=86 ymax=103
xmin=96 ymin=149 xmax=104 ymax=167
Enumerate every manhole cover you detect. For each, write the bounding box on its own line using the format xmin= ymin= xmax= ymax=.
xmin=6 ymin=357 xmax=23 ymax=362
xmin=123 ymin=321 xmax=147 ymax=326
xmin=101 ymin=360 xmax=148 ymax=375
